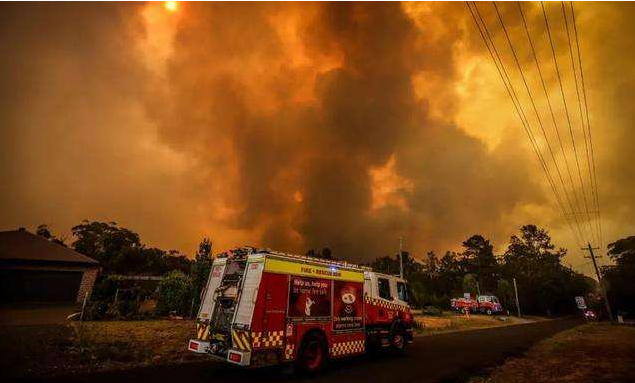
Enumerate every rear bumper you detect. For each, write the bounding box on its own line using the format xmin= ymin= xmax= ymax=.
xmin=227 ymin=349 xmax=251 ymax=366
xmin=188 ymin=339 xmax=210 ymax=354
xmin=188 ymin=340 xmax=251 ymax=366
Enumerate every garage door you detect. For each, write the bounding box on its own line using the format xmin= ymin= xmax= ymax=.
xmin=0 ymin=269 xmax=83 ymax=302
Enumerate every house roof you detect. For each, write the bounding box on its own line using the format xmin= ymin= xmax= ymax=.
xmin=0 ymin=229 xmax=98 ymax=265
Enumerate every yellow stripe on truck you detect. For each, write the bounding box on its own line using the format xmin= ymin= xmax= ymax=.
xmin=232 ymin=329 xmax=251 ymax=351
xmin=264 ymin=258 xmax=364 ymax=282
xmin=196 ymin=323 xmax=210 ymax=340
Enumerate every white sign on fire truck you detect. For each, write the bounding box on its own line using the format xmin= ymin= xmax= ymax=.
xmin=575 ymin=296 xmax=587 ymax=310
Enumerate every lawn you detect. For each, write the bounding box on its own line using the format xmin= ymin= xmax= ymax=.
xmin=0 ymin=320 xmax=199 ymax=380
xmin=470 ymin=323 xmax=635 ymax=383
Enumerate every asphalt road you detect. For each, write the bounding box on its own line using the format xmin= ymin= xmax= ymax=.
xmin=31 ymin=318 xmax=581 ymax=383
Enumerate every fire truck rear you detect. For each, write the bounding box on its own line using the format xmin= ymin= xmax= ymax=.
xmin=188 ymin=248 xmax=413 ymax=372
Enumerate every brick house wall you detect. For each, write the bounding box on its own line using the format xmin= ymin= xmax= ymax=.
xmin=77 ymin=267 xmax=99 ymax=302
xmin=1 ymin=264 xmax=100 ymax=303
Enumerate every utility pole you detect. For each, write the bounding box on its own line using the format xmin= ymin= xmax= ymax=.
xmin=399 ymin=236 xmax=404 ymax=278
xmin=513 ymin=277 xmax=521 ymax=318
xmin=583 ymin=243 xmax=614 ymax=322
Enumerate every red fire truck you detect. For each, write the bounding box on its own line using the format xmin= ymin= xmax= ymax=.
xmin=451 ymin=294 xmax=503 ymax=315
xmin=188 ymin=247 xmax=413 ymax=372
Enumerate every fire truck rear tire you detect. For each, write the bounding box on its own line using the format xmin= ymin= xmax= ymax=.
xmin=486 ymin=309 xmax=493 ymax=315
xmin=296 ymin=331 xmax=327 ymax=374
xmin=390 ymin=324 xmax=407 ymax=354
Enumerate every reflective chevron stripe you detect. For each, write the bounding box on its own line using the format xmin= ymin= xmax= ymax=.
xmin=232 ymin=329 xmax=251 ymax=351
xmin=196 ymin=322 xmax=210 ymax=341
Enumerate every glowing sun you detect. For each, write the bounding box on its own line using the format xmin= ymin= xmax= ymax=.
xmin=164 ymin=1 xmax=178 ymax=12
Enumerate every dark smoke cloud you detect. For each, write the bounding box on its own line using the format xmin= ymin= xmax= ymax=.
xmin=0 ymin=3 xmax=204 ymax=249
xmin=149 ymin=2 xmax=542 ymax=260
xmin=1 ymin=2 xmax=634 ymax=270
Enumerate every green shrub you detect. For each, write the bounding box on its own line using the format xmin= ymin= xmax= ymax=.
xmin=90 ymin=275 xmax=123 ymax=301
xmin=84 ymin=279 xmax=144 ymax=320
xmin=156 ymin=270 xmax=193 ymax=316
xmin=112 ymin=298 xmax=141 ymax=319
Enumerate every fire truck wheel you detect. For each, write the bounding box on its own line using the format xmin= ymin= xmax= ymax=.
xmin=486 ymin=308 xmax=493 ymax=315
xmin=390 ymin=325 xmax=407 ymax=354
xmin=296 ymin=332 xmax=327 ymax=374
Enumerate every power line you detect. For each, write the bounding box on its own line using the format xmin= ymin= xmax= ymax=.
xmin=475 ymin=1 xmax=584 ymax=247
xmin=492 ymin=2 xmax=592 ymax=246
xmin=490 ymin=1 xmax=586 ymax=245
xmin=541 ymin=1 xmax=596 ymax=245
xmin=467 ymin=1 xmax=603 ymax=259
xmin=466 ymin=2 xmax=583 ymax=248
xmin=560 ymin=1 xmax=599 ymax=247
xmin=570 ymin=1 xmax=603 ymax=251
xmin=515 ymin=1 xmax=591 ymax=245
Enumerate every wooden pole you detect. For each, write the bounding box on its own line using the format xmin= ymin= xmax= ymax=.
xmin=584 ymin=243 xmax=614 ymax=322
xmin=513 ymin=277 xmax=521 ymax=318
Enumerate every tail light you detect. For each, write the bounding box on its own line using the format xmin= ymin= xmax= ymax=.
xmin=228 ymin=351 xmax=242 ymax=363
xmin=189 ymin=341 xmax=199 ymax=351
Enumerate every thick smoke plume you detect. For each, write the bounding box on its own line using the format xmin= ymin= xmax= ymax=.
xmin=1 ymin=2 xmax=634 ymax=269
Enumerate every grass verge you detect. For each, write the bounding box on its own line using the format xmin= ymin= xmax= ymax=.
xmin=470 ymin=323 xmax=635 ymax=383
xmin=0 ymin=320 xmax=198 ymax=380
xmin=414 ymin=311 xmax=543 ymax=335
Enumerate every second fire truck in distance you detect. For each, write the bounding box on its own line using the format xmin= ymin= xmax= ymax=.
xmin=188 ymin=247 xmax=413 ymax=372
xmin=451 ymin=294 xmax=504 ymax=315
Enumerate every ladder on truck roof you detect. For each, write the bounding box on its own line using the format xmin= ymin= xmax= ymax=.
xmin=216 ymin=246 xmax=372 ymax=272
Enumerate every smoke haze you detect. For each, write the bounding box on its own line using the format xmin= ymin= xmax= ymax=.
xmin=1 ymin=2 xmax=634 ymax=273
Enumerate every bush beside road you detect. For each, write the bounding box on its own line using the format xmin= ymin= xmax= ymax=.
xmin=470 ymin=323 xmax=635 ymax=383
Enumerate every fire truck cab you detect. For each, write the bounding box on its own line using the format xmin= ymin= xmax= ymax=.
xmin=188 ymin=247 xmax=413 ymax=372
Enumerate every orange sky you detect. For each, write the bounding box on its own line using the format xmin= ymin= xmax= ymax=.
xmin=1 ymin=2 xmax=634 ymax=275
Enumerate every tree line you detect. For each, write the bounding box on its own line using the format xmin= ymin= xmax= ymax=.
xmin=38 ymin=221 xmax=194 ymax=275
xmin=36 ymin=220 xmax=633 ymax=318
xmin=603 ymin=236 xmax=635 ymax=319
xmin=37 ymin=221 xmax=212 ymax=318
xmin=368 ymin=225 xmax=595 ymax=316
